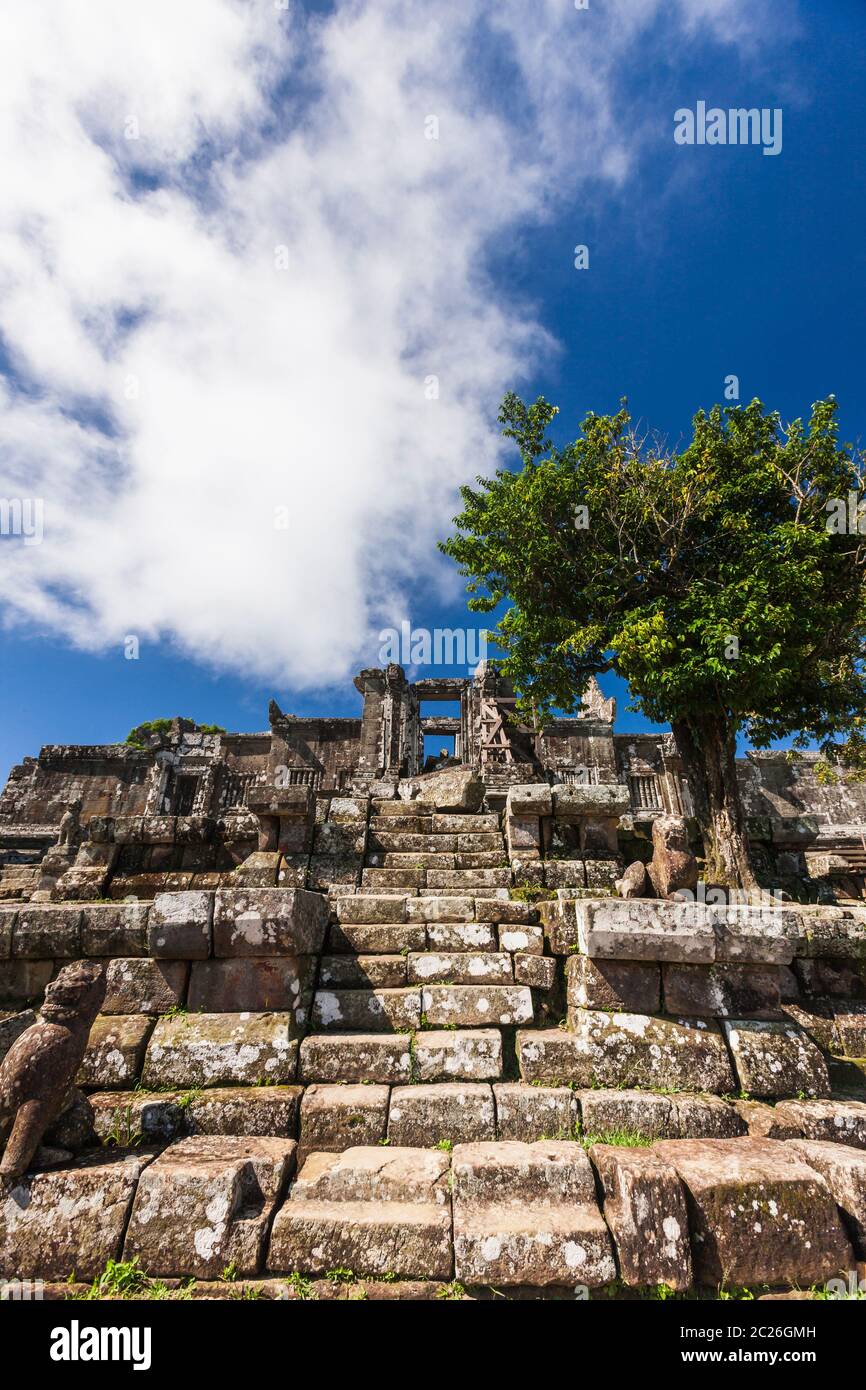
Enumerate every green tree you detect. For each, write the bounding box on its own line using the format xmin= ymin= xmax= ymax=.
xmin=441 ymin=393 xmax=866 ymax=887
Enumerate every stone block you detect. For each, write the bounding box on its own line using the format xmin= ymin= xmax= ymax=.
xmin=328 ymin=922 xmax=425 ymax=954
xmin=299 ymin=1033 xmax=412 ymax=1084
xmin=543 ymin=860 xmax=587 ymax=889
xmin=475 ymin=899 xmax=538 ymax=925
xmin=426 ymin=868 xmax=511 ymax=889
xmin=12 ymin=906 xmax=82 ymax=958
xmin=567 ymin=955 xmax=660 ymax=1013
xmin=327 ymin=796 xmax=369 ymax=823
xmin=772 ymin=1098 xmax=866 ymax=1148
xmin=290 ymin=1145 xmax=451 ymax=1205
xmin=426 ymin=921 xmax=497 ymax=952
xmin=335 ymin=895 xmax=407 ymax=924
xmin=553 ymin=784 xmax=630 ymax=818
xmin=0 ymin=1007 xmax=35 ymax=1065
xmin=313 ymin=823 xmax=366 ymax=855
xmin=506 ymin=785 xmax=553 ymax=818
xmin=148 ymin=891 xmax=213 ymax=959
xmin=519 ymin=1015 xmax=735 ymax=1093
xmin=421 ymin=984 xmax=534 ymax=1027
xmin=213 ymin=887 xmax=327 ymax=956
xmin=306 ymin=855 xmax=360 ymax=890
xmin=498 ymin=924 xmax=544 ymax=954
xmin=413 ymin=1029 xmax=503 ymax=1082
xmin=188 ymin=957 xmax=314 ymax=1015
xmin=268 ymin=1146 xmax=452 ymax=1279
xmin=0 ymin=908 xmax=15 ymax=958
xmin=0 ymin=1150 xmax=153 ymax=1280
xmin=578 ymin=1088 xmax=677 ymax=1141
xmin=494 ymin=1084 xmax=579 ymax=1142
xmin=576 ymin=899 xmax=716 ymax=963
xmin=662 ymin=962 xmax=782 ymax=1017
xmin=311 ymin=987 xmax=421 ymax=1032
xmin=102 ymin=959 xmax=189 ymax=1015
xmin=734 ymin=1098 xmax=804 ymax=1140
xmin=723 ymin=1019 xmax=831 ymax=1099
xmin=407 ymin=952 xmax=513 ymax=985
xmin=653 ymin=1137 xmax=853 ymax=1287
xmin=124 ymin=1135 xmax=295 ymax=1278
xmin=319 ymin=954 xmax=407 ymax=988
xmin=452 ymin=1140 xmax=616 ymax=1287
xmin=790 ymin=907 xmax=866 ymax=959
xmin=78 ymin=1014 xmax=155 ymax=1088
xmin=782 ymin=1000 xmax=840 ymax=1053
xmin=89 ymin=1090 xmax=187 ymax=1144
xmin=80 ymin=902 xmax=150 ymax=957
xmin=786 ymin=1139 xmax=866 ymax=1257
xmin=592 ymin=1145 xmax=692 ymax=1289
xmin=143 ymin=1012 xmax=298 ymax=1088
xmin=795 ymin=957 xmax=866 ymax=998
xmin=672 ymin=1094 xmax=745 ymax=1139
xmin=710 ymin=904 xmax=799 ymax=964
xmin=405 ymin=896 xmax=475 ymax=923
xmin=514 ymin=954 xmax=557 ymax=990
xmin=299 ymin=1084 xmax=390 ymax=1158
xmin=186 ymin=1086 xmax=303 ymax=1137
xmin=506 ymin=817 xmax=541 ymax=854
xmin=834 ymin=1004 xmax=866 ymax=1057
xmin=0 ymin=960 xmax=53 ymax=1006
xmin=388 ymin=1083 xmax=495 ymax=1146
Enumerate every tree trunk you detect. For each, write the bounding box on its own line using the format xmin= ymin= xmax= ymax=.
xmin=671 ymin=713 xmax=758 ymax=890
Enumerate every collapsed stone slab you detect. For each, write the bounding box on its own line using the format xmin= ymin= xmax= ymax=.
xmin=786 ymin=1139 xmax=866 ymax=1257
xmin=653 ymin=1137 xmax=853 ymax=1287
xmin=592 ymin=1144 xmax=692 ymax=1290
xmin=451 ymin=1141 xmax=616 ymax=1287
xmin=124 ymin=1135 xmax=296 ymax=1278
xmin=0 ymin=1149 xmax=153 ymax=1280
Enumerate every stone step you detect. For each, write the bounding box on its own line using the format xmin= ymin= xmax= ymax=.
xmin=432 ymin=814 xmax=500 ymax=833
xmin=328 ymin=922 xmax=426 ymax=954
xmin=369 ymin=815 xmax=434 ymax=833
xmin=388 ymin=1083 xmax=496 ymax=1145
xmin=367 ymin=832 xmax=458 ymax=853
xmin=267 ymin=1198 xmax=452 ymax=1280
xmin=426 ymin=922 xmax=498 ymax=951
xmin=319 ymin=954 xmax=408 ymax=988
xmin=335 ymin=894 xmax=412 ymax=923
xmin=453 ymin=833 xmax=505 ymax=852
xmin=413 ymin=1029 xmax=503 ymax=1082
xmin=422 ymin=983 xmax=534 ymax=1027
xmin=267 ymin=1147 xmax=453 ymax=1279
xmin=311 ymin=987 xmax=421 ymax=1032
xmin=372 ymin=852 xmax=457 ymax=869
xmin=407 ymin=952 xmax=514 ymax=985
xmin=372 ymin=801 xmax=434 ymax=817
xmin=455 ymin=852 xmax=509 ymax=868
xmin=361 ymin=868 xmax=425 ymax=888
xmin=426 ymin=868 xmax=512 ymax=888
xmin=451 ymin=1140 xmax=616 ymax=1287
xmin=299 ymin=1032 xmax=412 ymax=1083
xmin=418 ymin=886 xmax=509 ymax=899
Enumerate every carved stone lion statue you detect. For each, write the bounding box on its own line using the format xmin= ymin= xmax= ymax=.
xmin=0 ymin=960 xmax=105 ymax=1181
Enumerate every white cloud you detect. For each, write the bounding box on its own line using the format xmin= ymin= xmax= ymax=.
xmin=0 ymin=0 xmax=771 ymax=689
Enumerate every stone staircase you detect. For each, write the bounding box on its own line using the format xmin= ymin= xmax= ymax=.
xmin=301 ymin=803 xmax=554 ymax=1116
xmin=359 ymin=801 xmax=510 ymax=894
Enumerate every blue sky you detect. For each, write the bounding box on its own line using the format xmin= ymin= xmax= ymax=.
xmin=1 ymin=0 xmax=864 ymax=780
